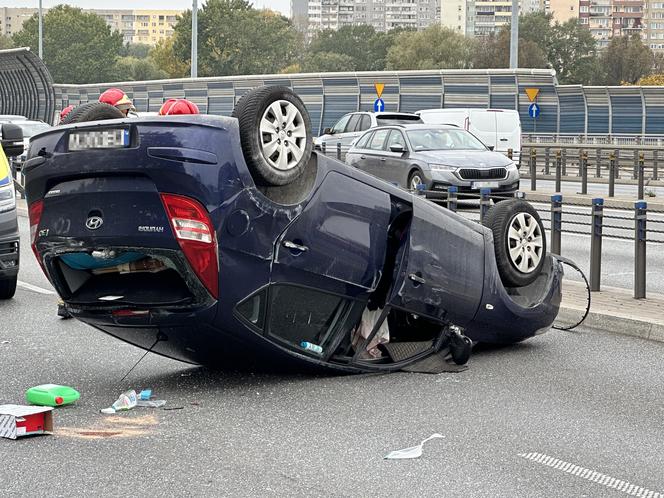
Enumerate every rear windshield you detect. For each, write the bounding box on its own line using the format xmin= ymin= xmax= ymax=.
xmin=376 ymin=115 xmax=422 ymax=125
xmin=407 ymin=128 xmax=486 ymax=151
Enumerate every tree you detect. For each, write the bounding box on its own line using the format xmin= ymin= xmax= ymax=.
xmin=302 ymin=51 xmax=356 ymax=72
xmin=0 ymin=35 xmax=13 ymax=50
xmin=548 ymin=19 xmax=598 ymax=84
xmin=635 ymin=73 xmax=664 ymax=85
xmin=120 ymin=43 xmax=151 ymax=59
xmin=386 ymin=26 xmax=476 ymax=70
xmin=602 ymin=35 xmax=654 ymax=85
xmin=172 ymin=0 xmax=302 ymax=77
xmin=12 ymin=5 xmax=123 ymax=84
xmin=472 ymin=29 xmax=547 ymax=69
xmin=114 ymin=56 xmax=168 ymax=81
xmin=150 ymin=37 xmax=189 ymax=78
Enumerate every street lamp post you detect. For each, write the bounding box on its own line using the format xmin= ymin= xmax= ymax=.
xmin=38 ymin=0 xmax=43 ymax=59
xmin=509 ymin=0 xmax=518 ymax=69
xmin=191 ymin=0 xmax=198 ymax=78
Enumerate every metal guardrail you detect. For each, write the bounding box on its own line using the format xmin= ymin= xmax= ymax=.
xmin=523 ymin=134 xmax=664 ymax=147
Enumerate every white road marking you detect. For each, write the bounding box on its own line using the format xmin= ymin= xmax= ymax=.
xmin=17 ymin=280 xmax=55 ymax=295
xmin=519 ymin=452 xmax=662 ymax=497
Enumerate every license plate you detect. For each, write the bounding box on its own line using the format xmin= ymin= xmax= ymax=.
xmin=68 ymin=129 xmax=130 ymax=151
xmin=472 ymin=181 xmax=499 ymax=189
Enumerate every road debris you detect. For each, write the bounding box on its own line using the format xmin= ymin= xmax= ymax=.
xmin=0 ymin=405 xmax=54 ymax=440
xmin=25 ymin=384 xmax=80 ymax=407
xmin=100 ymin=390 xmax=137 ymax=414
xmin=384 ymin=433 xmax=445 ymax=460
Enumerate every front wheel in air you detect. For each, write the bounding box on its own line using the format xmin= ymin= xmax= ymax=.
xmin=482 ymin=199 xmax=546 ymax=288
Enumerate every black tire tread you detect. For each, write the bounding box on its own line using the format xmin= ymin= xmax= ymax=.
xmin=482 ymin=199 xmax=546 ymax=288
xmin=60 ymin=102 xmax=124 ymax=125
xmin=0 ymin=276 xmax=17 ymax=299
xmin=232 ymin=86 xmax=312 ymax=186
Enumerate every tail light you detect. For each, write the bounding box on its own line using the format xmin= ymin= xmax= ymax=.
xmin=28 ymin=200 xmax=45 ymax=272
xmin=161 ymin=193 xmax=219 ymax=299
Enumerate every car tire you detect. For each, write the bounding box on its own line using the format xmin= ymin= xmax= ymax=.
xmin=408 ymin=169 xmax=426 ymax=191
xmin=482 ymin=199 xmax=546 ymax=288
xmin=232 ymin=86 xmax=312 ymax=186
xmin=60 ymin=102 xmax=125 ymax=125
xmin=0 ymin=275 xmax=17 ymax=299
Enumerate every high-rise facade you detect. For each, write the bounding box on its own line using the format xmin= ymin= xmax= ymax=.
xmin=441 ymin=0 xmax=543 ymax=36
xmin=0 ymin=7 xmax=182 ymax=45
xmin=306 ymin=0 xmax=441 ymax=35
xmin=578 ymin=0 xmax=644 ymax=48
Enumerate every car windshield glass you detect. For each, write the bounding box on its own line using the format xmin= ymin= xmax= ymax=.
xmin=407 ymin=129 xmax=486 ymax=151
xmin=17 ymin=122 xmax=50 ymax=137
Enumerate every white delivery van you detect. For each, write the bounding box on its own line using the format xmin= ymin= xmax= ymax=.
xmin=416 ymin=108 xmax=521 ymax=163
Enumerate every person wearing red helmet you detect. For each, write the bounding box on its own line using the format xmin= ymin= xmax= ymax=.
xmin=99 ymin=88 xmax=135 ymax=116
xmin=159 ymin=98 xmax=200 ymax=116
xmin=59 ymin=104 xmax=75 ymax=123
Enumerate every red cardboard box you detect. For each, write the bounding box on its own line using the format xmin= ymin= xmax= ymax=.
xmin=0 ymin=405 xmax=53 ymax=439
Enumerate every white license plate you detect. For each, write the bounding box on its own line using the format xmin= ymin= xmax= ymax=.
xmin=68 ymin=129 xmax=130 ymax=151
xmin=472 ymin=181 xmax=499 ymax=189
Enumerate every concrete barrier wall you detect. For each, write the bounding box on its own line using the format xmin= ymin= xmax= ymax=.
xmin=51 ymin=68 xmax=664 ymax=136
xmin=0 ymin=48 xmax=55 ymax=124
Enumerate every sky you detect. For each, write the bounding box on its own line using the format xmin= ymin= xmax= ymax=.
xmin=2 ymin=0 xmax=290 ymax=16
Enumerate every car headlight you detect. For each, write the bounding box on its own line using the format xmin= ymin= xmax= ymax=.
xmin=429 ymin=163 xmax=457 ymax=171
xmin=0 ymin=184 xmax=16 ymax=213
xmin=506 ymin=161 xmax=518 ymax=171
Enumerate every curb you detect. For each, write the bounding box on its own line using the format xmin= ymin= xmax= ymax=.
xmin=557 ymin=306 xmax=664 ymax=343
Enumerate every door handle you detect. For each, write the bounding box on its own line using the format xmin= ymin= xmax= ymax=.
xmin=283 ymin=240 xmax=309 ymax=252
xmin=409 ymin=273 xmax=426 ymax=285
xmin=380 ymin=158 xmax=386 ymax=162
xmin=499 ymin=138 xmax=509 ymax=141
xmin=360 ymin=155 xmax=366 ymax=159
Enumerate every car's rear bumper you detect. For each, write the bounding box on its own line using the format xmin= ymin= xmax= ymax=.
xmin=0 ymin=209 xmax=19 ymax=278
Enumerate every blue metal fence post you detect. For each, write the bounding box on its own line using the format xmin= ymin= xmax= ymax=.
xmin=590 ymin=197 xmax=604 ymax=292
xmin=555 ymin=150 xmax=562 ymax=192
xmin=336 ymin=142 xmax=341 ymax=160
xmin=595 ymin=148 xmax=601 ymax=178
xmin=634 ymin=200 xmax=647 ymax=299
xmin=561 ymin=148 xmax=567 ymax=176
xmin=638 ymin=153 xmax=645 ymax=200
xmin=480 ymin=188 xmax=491 ymax=222
xmin=580 ymin=150 xmax=588 ymax=195
xmin=654 ymin=149 xmax=659 ymax=181
xmin=608 ymin=152 xmax=615 ymax=197
xmin=551 ymin=194 xmax=562 ymax=255
xmin=447 ymin=186 xmax=458 ymax=212
xmin=544 ymin=147 xmax=550 ymax=175
xmin=530 ymin=149 xmax=537 ymax=191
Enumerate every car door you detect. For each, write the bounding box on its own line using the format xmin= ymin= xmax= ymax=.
xmin=321 ymin=114 xmax=351 ymax=157
xmin=388 ymin=197 xmax=485 ymax=326
xmin=272 ymin=170 xmax=392 ymax=296
xmin=346 ymin=130 xmax=374 ymax=171
xmin=361 ymin=128 xmax=391 ymax=181
xmin=384 ymin=130 xmax=410 ymax=188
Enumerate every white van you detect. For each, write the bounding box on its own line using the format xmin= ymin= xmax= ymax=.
xmin=416 ymin=108 xmax=521 ymax=163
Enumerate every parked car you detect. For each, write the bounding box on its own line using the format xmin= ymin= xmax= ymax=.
xmin=0 ymin=123 xmax=24 ymax=299
xmin=24 ymin=87 xmax=563 ymax=373
xmin=314 ymin=111 xmax=422 ymax=159
xmin=346 ymin=124 xmax=520 ymax=198
xmin=416 ymin=108 xmax=521 ymax=163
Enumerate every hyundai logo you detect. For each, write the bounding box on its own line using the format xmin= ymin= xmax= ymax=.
xmin=85 ymin=216 xmax=104 ymax=230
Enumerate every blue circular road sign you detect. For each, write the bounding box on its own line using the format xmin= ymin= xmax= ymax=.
xmin=528 ymin=103 xmax=540 ymax=118
xmin=373 ymin=98 xmax=385 ymax=113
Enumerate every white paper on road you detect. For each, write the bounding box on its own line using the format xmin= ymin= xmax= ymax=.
xmin=384 ymin=433 xmax=444 ymax=460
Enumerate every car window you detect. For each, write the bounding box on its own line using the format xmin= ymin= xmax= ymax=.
xmin=268 ymin=285 xmax=348 ymax=350
xmin=331 ymin=115 xmax=351 ymax=134
xmin=369 ymin=129 xmax=390 ymax=150
xmin=346 ymin=114 xmax=361 ymax=132
xmin=355 ymin=131 xmax=373 ymax=149
xmin=406 ymin=128 xmax=486 ymax=151
xmin=386 ymin=130 xmax=406 ymax=150
xmin=359 ymin=114 xmax=372 ymax=131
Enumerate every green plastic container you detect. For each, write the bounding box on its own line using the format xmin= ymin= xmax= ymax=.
xmin=25 ymin=384 xmax=80 ymax=407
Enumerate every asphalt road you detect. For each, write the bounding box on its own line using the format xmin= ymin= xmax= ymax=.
xmin=2 ymin=217 xmax=664 ymax=497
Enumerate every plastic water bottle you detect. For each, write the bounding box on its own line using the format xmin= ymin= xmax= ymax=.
xmin=300 ymin=341 xmax=323 ymax=354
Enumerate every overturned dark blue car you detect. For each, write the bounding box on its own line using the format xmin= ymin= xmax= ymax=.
xmin=24 ymin=87 xmax=563 ymax=373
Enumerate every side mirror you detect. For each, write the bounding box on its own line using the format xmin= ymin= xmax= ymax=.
xmin=389 ymin=144 xmax=406 ymax=153
xmin=323 ymin=127 xmax=333 ymax=135
xmin=1 ymin=123 xmax=24 ymax=158
xmin=487 ymin=145 xmax=495 ymax=151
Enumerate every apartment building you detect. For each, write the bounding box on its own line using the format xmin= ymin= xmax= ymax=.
xmin=0 ymin=7 xmax=181 ymax=45
xmin=306 ymin=0 xmax=440 ymax=35
xmin=549 ymin=0 xmax=579 ymax=22
xmin=644 ymin=1 xmax=664 ymax=50
xmin=578 ymin=0 xmax=644 ymax=48
xmin=441 ymin=0 xmax=542 ymax=36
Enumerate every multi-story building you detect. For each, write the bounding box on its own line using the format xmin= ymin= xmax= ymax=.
xmin=442 ymin=0 xmax=542 ymax=36
xmin=306 ymin=0 xmax=440 ymax=36
xmin=579 ymin=0 xmax=644 ymax=48
xmin=644 ymin=1 xmax=664 ymax=50
xmin=0 ymin=7 xmax=181 ymax=45
xmin=291 ymin=0 xmax=310 ymax=32
xmin=549 ymin=0 xmax=579 ymax=23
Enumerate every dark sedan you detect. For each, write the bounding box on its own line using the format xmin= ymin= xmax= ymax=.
xmin=346 ymin=124 xmax=520 ymax=198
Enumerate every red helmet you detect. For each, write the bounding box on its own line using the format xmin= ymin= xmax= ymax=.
xmin=159 ymin=98 xmax=200 ymax=116
xmin=59 ymin=104 xmax=75 ymax=121
xmin=99 ymin=88 xmax=134 ymax=112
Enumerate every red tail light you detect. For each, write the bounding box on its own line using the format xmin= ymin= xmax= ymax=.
xmin=28 ymin=200 xmax=45 ymax=271
xmin=161 ymin=193 xmax=219 ymax=299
